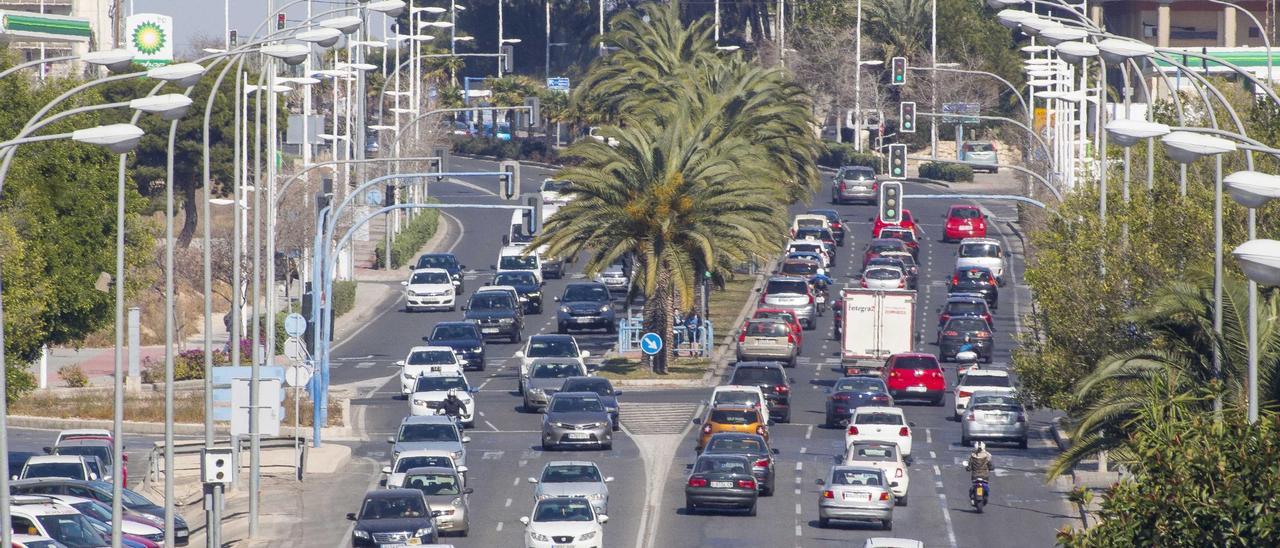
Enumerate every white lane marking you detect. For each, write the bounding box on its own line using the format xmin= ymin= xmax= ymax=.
xmin=495 ymin=521 xmax=504 ymax=532
xmin=478 ymin=411 xmax=486 ymax=417
xmin=795 ymin=503 xmax=802 ymax=515
xmin=936 ymin=481 xmax=945 ymax=488
xmin=933 ymin=464 xmax=942 ymax=476
xmin=926 ymin=428 xmax=933 ymax=444
xmin=800 ymin=447 xmax=807 ymax=455
xmin=795 ymin=462 xmax=803 ymax=472
xmin=504 ymin=498 xmax=513 ymax=508
xmin=939 ymin=492 xmax=959 ymax=547
xmin=795 ymin=524 xmax=803 ymax=537
xmin=805 ymin=425 xmax=813 ymax=440
xmin=930 ymin=451 xmax=937 ymax=459
xmin=794 ymin=476 xmax=801 ymax=485
xmin=485 ymin=420 xmax=499 ymax=431
xmin=513 ymin=477 xmax=520 ymax=486
xmin=794 ymin=488 xmax=801 ymax=495
xmin=477 ymin=378 xmax=492 ymax=390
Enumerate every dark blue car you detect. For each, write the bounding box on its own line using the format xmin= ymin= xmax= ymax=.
xmin=492 ymin=271 xmax=543 ymax=314
xmin=427 ymin=321 xmax=486 ymax=371
xmin=824 ymin=376 xmax=893 ymax=427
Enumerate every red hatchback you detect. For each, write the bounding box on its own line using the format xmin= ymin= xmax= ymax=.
xmin=943 ymin=205 xmax=988 ymax=242
xmin=871 ymin=209 xmax=919 ymax=238
xmin=882 ymin=353 xmax=946 ymax=406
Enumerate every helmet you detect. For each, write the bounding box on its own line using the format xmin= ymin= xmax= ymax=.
xmin=974 ymin=441 xmax=986 ymax=452
xmin=447 ymin=389 xmax=458 ymax=397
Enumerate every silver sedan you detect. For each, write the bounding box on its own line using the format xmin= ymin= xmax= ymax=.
xmin=816 ymin=465 xmax=896 ymax=530
xmin=960 ymin=391 xmax=1029 ymax=448
xmin=528 ymin=461 xmax=613 ymax=515
xmin=541 ymin=392 xmax=614 ymax=451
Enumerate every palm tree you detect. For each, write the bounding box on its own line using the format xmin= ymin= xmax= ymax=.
xmin=862 ymin=0 xmax=930 ymax=60
xmin=1048 ymin=273 xmax=1280 ymax=477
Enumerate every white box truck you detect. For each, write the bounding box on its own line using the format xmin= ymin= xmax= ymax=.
xmin=839 ymin=288 xmax=916 ymax=376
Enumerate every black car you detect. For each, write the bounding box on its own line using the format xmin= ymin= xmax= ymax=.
xmin=728 ymin=361 xmax=792 ymax=423
xmin=414 ymin=253 xmax=466 ymax=294
xmin=347 ymin=489 xmax=438 ymax=547
xmin=463 ymin=291 xmax=523 ymax=343
xmin=701 ymin=433 xmax=778 ymax=496
xmin=560 ymin=376 xmax=622 ymax=430
xmin=824 ymin=376 xmax=894 ymax=427
xmin=938 ymin=316 xmax=995 ymax=363
xmin=684 ymin=454 xmax=759 ymax=515
xmin=948 ymin=266 xmax=999 ymax=309
xmin=556 ymin=282 xmax=617 ymax=334
xmin=492 ymin=270 xmax=543 ymax=314
xmin=426 ymin=321 xmax=486 ymax=371
xmin=807 ymin=209 xmax=845 ymax=246
xmin=10 ymin=478 xmax=191 ymax=545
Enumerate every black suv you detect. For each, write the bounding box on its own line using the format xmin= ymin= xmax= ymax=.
xmin=426 ymin=321 xmax=486 ymax=370
xmin=948 ymin=266 xmax=999 ymax=310
xmin=728 ymin=361 xmax=793 ymax=423
xmin=413 ymin=253 xmax=466 ymax=294
xmin=347 ymin=489 xmax=438 ymax=547
xmin=556 ymin=282 xmax=617 ymax=334
xmin=492 ymin=270 xmax=543 ymax=314
xmin=464 ymin=291 xmax=523 ymax=343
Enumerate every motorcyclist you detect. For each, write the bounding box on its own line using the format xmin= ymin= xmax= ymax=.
xmin=439 ymin=389 xmax=466 ymax=421
xmin=965 ymin=441 xmax=993 ymax=482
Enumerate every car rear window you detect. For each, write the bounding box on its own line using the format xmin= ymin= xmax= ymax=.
xmin=731 ymin=367 xmax=785 ymax=385
xmin=855 ymin=412 xmax=904 ymax=425
xmin=960 ymin=243 xmax=1002 ymax=258
xmin=864 ymin=268 xmax=901 ymax=280
xmin=962 ymin=375 xmax=1012 ymax=388
xmin=869 ymin=241 xmax=904 ymax=253
xmin=841 ymin=168 xmax=874 ymax=181
xmin=951 ymin=208 xmax=982 ymax=220
xmin=946 ymin=302 xmax=986 ymax=315
xmin=850 ymin=444 xmax=897 ymax=460
xmin=780 ymin=262 xmax=819 ymax=277
xmin=834 ymin=378 xmax=886 ymax=393
xmin=788 ymin=243 xmax=822 ymax=255
xmin=947 ymin=318 xmax=990 ymax=332
xmin=955 ymin=269 xmax=993 ymax=285
xmin=707 ymin=438 xmax=765 ymax=453
xmin=881 ymin=229 xmax=916 ymax=243
xmin=832 ymin=470 xmax=883 ymax=486
xmin=795 ymin=218 xmax=824 ymax=229
xmin=754 ymin=310 xmax=796 ymax=323
xmin=766 ymin=280 xmax=808 ymax=295
xmin=713 ymin=390 xmax=761 ymax=406
xmin=965 ymin=143 xmax=996 ymax=152
xmin=709 ymin=409 xmax=758 ymax=425
xmin=407 ymin=350 xmax=456 ymax=364
xmin=746 ymin=321 xmax=790 ymax=337
xmin=892 ymin=356 xmax=939 ymax=371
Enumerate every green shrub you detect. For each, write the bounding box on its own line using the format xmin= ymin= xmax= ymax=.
xmin=254 ymin=311 xmax=289 ymax=355
xmin=817 ymin=142 xmax=881 ymax=172
xmin=918 ymin=161 xmax=974 ymax=182
xmin=58 ymin=365 xmax=88 ymax=388
xmin=141 ymin=348 xmax=230 ymax=383
xmin=375 ymin=207 xmax=440 ymax=269
xmin=332 ymin=280 xmax=357 ymax=318
xmin=450 ymin=136 xmax=561 ymax=164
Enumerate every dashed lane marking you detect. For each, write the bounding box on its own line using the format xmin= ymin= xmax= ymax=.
xmin=618 ymin=402 xmax=702 ymax=435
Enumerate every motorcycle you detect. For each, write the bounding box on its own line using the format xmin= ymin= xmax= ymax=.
xmin=969 ymin=478 xmax=990 ymax=513
xmin=955 ymin=345 xmax=981 ymax=377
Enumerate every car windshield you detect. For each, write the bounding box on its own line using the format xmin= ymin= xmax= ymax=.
xmin=882 ymin=230 xmax=916 ymax=243
xmin=432 ymin=325 xmax=478 ymax=340
xmin=855 ymin=412 xmax=904 ymax=426
xmin=882 ymin=253 xmax=916 ymax=267
xmin=542 ymin=465 xmax=602 ymax=483
xmin=469 ymin=293 xmax=514 ymax=310
xmin=395 ymin=456 xmax=453 ymax=473
xmin=706 ymin=437 xmax=765 ymax=454
xmin=947 ymin=318 xmax=990 ymax=332
xmin=709 ymin=409 xmax=758 ymax=425
xmin=713 ymin=390 xmax=760 ymax=406
xmin=869 ymin=241 xmax=904 ymax=253
xmin=414 ymin=376 xmax=468 ymax=392
xmin=542 ymin=180 xmax=569 ymax=192
xmin=781 ymin=262 xmax=819 ymax=277
xmin=731 ymin=368 xmax=784 ymax=385
xmin=405 ymin=473 xmax=461 ymax=496
xmin=849 ymin=444 xmax=897 ymax=460
xmin=22 ymin=541 xmax=59 ymax=548
xmin=892 ymin=357 xmax=938 ymax=371
xmin=561 ymin=378 xmax=613 ymax=396
xmin=528 ymin=339 xmax=577 ymax=358
xmin=947 ymin=302 xmax=987 ymax=315
xmin=118 ymin=487 xmax=153 ymax=507
xmin=359 ymin=496 xmax=428 ymax=520
xmin=495 ymin=272 xmax=537 ymax=286
xmin=832 ymin=470 xmax=883 ymax=486
xmin=533 ymin=363 xmax=581 ymax=379
xmin=971 ymin=394 xmax=1021 ymax=408
xmin=834 ymin=378 xmax=886 ymax=393
xmin=694 ymin=456 xmax=749 ymax=475
xmin=795 ymin=218 xmax=824 ymax=229
xmin=745 ymin=321 xmax=790 ymax=337
xmin=55 ymin=446 xmax=111 ymax=465
xmin=416 ymin=255 xmax=456 ymax=269
xmin=564 ymin=285 xmax=609 ymax=302
xmin=809 ymin=210 xmax=840 ymax=222
xmin=866 ymin=258 xmax=905 ymax=270
xmin=410 ymin=271 xmax=451 ymax=284
xmin=766 ymin=280 xmax=808 ymax=295
xmin=407 ymin=350 xmax=455 ymax=365
xmin=69 ymin=501 xmax=112 ymax=522
xmin=499 ymin=255 xmax=538 ymax=270
xmin=550 ymin=396 xmax=605 ymax=413
xmin=966 ymin=143 xmax=995 ymax=152
xmin=864 ymin=268 xmax=901 ymax=281
xmin=963 ymin=375 xmax=1012 ymax=388
xmin=533 ymin=499 xmax=594 ymax=522
xmin=960 ymin=243 xmax=1002 ymax=258
xmin=951 ymin=208 xmax=982 ymax=220
xmin=398 ymin=423 xmax=459 ymax=443
xmin=789 ymin=243 xmax=821 ymax=254
xmin=24 ymin=463 xmax=84 ymax=480
xmin=954 ymin=269 xmax=993 ymax=287
xmin=36 ymin=513 xmax=107 ymax=547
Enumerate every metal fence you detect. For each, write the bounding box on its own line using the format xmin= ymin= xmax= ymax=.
xmin=617 ymin=316 xmax=714 ymax=357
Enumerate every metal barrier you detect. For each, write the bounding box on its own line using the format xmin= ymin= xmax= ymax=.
xmin=144 ymin=436 xmax=307 ymax=491
xmin=616 ymin=316 xmax=714 ymax=357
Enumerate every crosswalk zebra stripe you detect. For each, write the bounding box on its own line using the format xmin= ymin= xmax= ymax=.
xmin=619 ymin=402 xmax=701 ymax=435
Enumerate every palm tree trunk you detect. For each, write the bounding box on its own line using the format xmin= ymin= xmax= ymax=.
xmin=645 ymin=262 xmax=675 ymax=374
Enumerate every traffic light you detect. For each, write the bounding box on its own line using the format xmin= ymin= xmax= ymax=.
xmin=891 ymin=57 xmax=907 ymax=86
xmin=501 ymin=45 xmax=514 ymax=72
xmin=498 ymin=160 xmax=521 ymax=200
xmin=888 ymin=144 xmax=907 ymax=179
xmin=276 ymin=14 xmax=286 ymax=31
xmin=899 ymin=102 xmax=916 ymax=133
xmin=879 ymin=180 xmax=903 ymax=226
xmin=229 ymin=30 xmax=238 ymax=46
xmin=525 ymin=196 xmax=540 ymax=234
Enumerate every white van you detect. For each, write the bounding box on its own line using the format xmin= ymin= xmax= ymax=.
xmin=495 ymin=245 xmax=543 ymax=284
xmin=504 ymin=209 xmax=535 ymax=247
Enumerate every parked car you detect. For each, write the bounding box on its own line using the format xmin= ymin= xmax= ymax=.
xmin=825 ymin=376 xmax=894 ymax=427
xmin=960 ymin=391 xmax=1029 ymax=448
xmin=882 ymin=353 xmax=946 ymax=406
xmin=843 ymin=442 xmax=909 ymax=505
xmin=518 ymin=497 xmax=607 ymax=548
xmin=541 ymin=392 xmax=614 ymax=451
xmin=815 ymin=466 xmax=896 ymax=529
xmin=48 ymin=436 xmax=123 ymax=485
xmin=18 ymin=455 xmax=102 ymax=482
xmin=943 ymin=204 xmax=988 ymax=242
xmin=346 ymin=489 xmax=438 ymax=546
xmin=736 ymin=318 xmax=799 ymax=367
xmin=9 ymin=479 xmax=188 ymax=545
xmin=426 ymin=322 xmax=486 ymax=371
xmin=9 ymin=495 xmax=110 ymax=548
xmin=701 ymin=432 xmax=778 ymax=496
xmin=555 ymin=282 xmax=616 ymax=334
xmin=43 ymin=494 xmax=165 ymax=543
xmin=960 ymin=141 xmax=999 ymax=173
xmin=528 ymin=461 xmax=613 ymax=515
xmin=684 ymin=454 xmax=759 ymax=515
xmin=832 ymin=165 xmax=878 ymax=205
xmin=728 ymin=361 xmax=793 ymax=423
xmin=399 ymin=466 xmax=472 ymax=536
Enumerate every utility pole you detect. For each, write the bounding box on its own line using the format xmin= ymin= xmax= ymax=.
xmin=854 ymin=0 xmax=863 ymax=151
xmin=114 ymin=0 xmax=124 ymax=48
xmin=930 ymin=0 xmax=938 ymax=158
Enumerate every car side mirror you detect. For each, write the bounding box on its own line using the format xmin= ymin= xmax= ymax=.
xmin=346 ymin=513 xmax=357 ymax=521
xmin=691 ymin=417 xmax=702 ymax=425
xmin=462 ymin=436 xmax=471 ymax=443
xmin=605 ymin=476 xmax=615 ymax=483
xmin=400 ymin=281 xmax=409 ymax=286
xmin=514 ymin=351 xmax=525 ymax=358
xmin=519 ymin=517 xmax=530 ymax=526
xmin=378 ymin=478 xmax=387 ymax=487
xmin=554 ymin=296 xmax=560 ymax=302
xmin=868 ymin=217 xmax=874 ymax=222
xmin=582 ymin=351 xmax=591 ymax=358
xmin=41 ymin=446 xmax=52 ymax=454
xmin=381 ymin=466 xmax=391 ymax=474
xmin=10 ymin=475 xmax=17 ymax=481
xmin=396 ymin=360 xmax=406 ymax=366
xmin=457 ymin=466 xmax=469 ymax=473
xmin=891 ymin=482 xmax=900 ymax=488
xmin=528 ymin=477 xmax=539 ymax=484
xmin=772 ymin=448 xmax=780 ymax=455
xmin=386 ymin=436 xmax=396 ymax=444
xmin=598 ymin=515 xmax=609 ymax=524
xmin=464 ymin=487 xmax=475 ymax=495
xmin=814 ymin=478 xmax=826 ymax=486
xmin=89 ymin=473 xmax=98 ymax=481
xmin=470 ymin=388 xmax=480 ymax=394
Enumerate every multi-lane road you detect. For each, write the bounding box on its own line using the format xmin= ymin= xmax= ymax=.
xmin=321 ymin=154 xmax=1082 ymax=547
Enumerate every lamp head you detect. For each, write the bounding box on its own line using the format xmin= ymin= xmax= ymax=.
xmin=146 ymin=62 xmax=207 ymax=88
xmin=320 ymin=16 xmax=363 ymax=35
xmin=1104 ymin=120 xmax=1170 ymax=148
xmin=261 ymin=43 xmax=311 ymax=66
xmin=129 ymin=94 xmax=194 ymax=121
xmin=1160 ymin=131 xmax=1237 ymax=163
xmin=296 ymin=27 xmax=343 ymax=48
xmin=81 ymin=49 xmax=135 ymax=73
xmin=1055 ymin=41 xmax=1100 ymax=64
xmin=1233 ymin=239 xmax=1280 ymax=286
xmin=72 ymin=123 xmax=145 ymax=154
xmin=1224 ymin=171 xmax=1280 ymax=208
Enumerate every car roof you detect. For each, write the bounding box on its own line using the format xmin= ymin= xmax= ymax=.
xmin=868 ymin=238 xmax=905 ymax=246
xmin=433 ymin=321 xmax=478 ymax=328
xmin=544 ymin=460 xmax=599 ymax=468
xmin=713 ymin=385 xmax=763 ymax=393
xmin=477 ymin=285 xmax=519 ymax=293
xmin=499 ymin=246 xmax=530 ymax=255
xmin=840 ymin=165 xmax=874 ymax=172
xmin=529 ymin=334 xmax=575 ymax=342
xmin=401 ymin=415 xmax=458 ymax=425
xmin=733 ymin=360 xmax=786 ymax=370
xmin=550 ymin=391 xmax=601 ymax=400
xmin=364 ymin=488 xmax=425 ymax=500
xmin=864 ymin=266 xmax=903 ymax=273
xmin=753 ymin=308 xmax=795 ymax=316
xmin=854 ymin=406 xmax=903 ymax=415
xmin=747 ymin=318 xmax=789 ymax=325
xmin=25 ymin=455 xmax=88 ymax=464
xmin=833 ymin=465 xmax=884 ymax=475
xmin=793 ymin=214 xmax=827 ymax=221
xmin=808 ymin=208 xmax=840 ymax=216
xmin=706 ymin=432 xmax=765 ymax=441
xmin=946 ymin=295 xmax=987 ymax=303
xmin=964 ymin=369 xmax=1010 ymax=377
xmin=394 ymin=449 xmax=455 ymax=459
xmin=56 ymin=438 xmax=111 ymax=448
xmin=9 ymin=496 xmax=78 ymax=516
xmin=709 ymin=403 xmax=760 ymax=413
xmin=565 ymin=281 xmax=609 ymax=289
xmin=767 ymin=275 xmax=808 ymax=283
xmin=419 ymin=253 xmax=457 ymax=259
xmin=402 ymin=466 xmax=458 ymax=476
xmin=57 ymin=429 xmax=112 ymax=439
xmin=959 ymin=237 xmax=1001 ymax=245
xmin=891 ymin=352 xmax=937 ymax=360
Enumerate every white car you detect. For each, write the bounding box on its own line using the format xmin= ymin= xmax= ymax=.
xmin=397 ymin=346 xmax=464 ymax=396
xmin=845 ymin=406 xmax=913 ymax=462
xmin=477 ymin=284 xmax=526 ymax=309
xmin=540 ymin=179 xmax=572 ymax=205
xmin=843 ymin=441 xmax=910 ymax=505
xmin=520 ymin=497 xmax=608 ymax=548
xmin=790 ymin=214 xmax=831 ymax=238
xmin=52 ymin=428 xmax=112 ymax=445
xmin=786 ymin=239 xmax=832 ymax=268
xmin=401 ymin=268 xmax=457 ymax=312
xmin=409 ymin=371 xmax=477 ymax=427
xmin=515 ymin=334 xmax=589 ymax=380
xmin=864 ymin=538 xmax=924 ymax=548
xmin=381 ymin=449 xmax=468 ymax=489
xmin=528 ymin=461 xmax=614 ymax=515
xmin=861 ymin=266 xmax=906 ymax=290
xmin=9 ymin=496 xmax=109 ymax=547
xmin=709 ymin=385 xmax=771 ymax=423
xmin=19 ymin=455 xmax=102 ymax=482
xmin=497 ymin=245 xmax=544 ymax=284
xmin=954 ymin=369 xmax=1016 ymax=419
xmin=955 ymin=237 xmax=1009 ymax=285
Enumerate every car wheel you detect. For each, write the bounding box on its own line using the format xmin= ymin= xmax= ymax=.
xmin=607 ymin=324 xmax=618 ymax=335
xmin=746 ymin=503 xmax=757 ymax=517
xmin=896 ymin=494 xmax=908 ymax=507
xmin=824 ymin=413 xmax=835 ymax=428
xmin=1018 ymin=438 xmax=1028 ymax=450
xmin=557 ymin=323 xmax=568 ymax=334
xmin=780 ymin=411 xmax=791 ymax=424
xmin=787 ymin=356 xmax=797 ymax=369
xmin=463 ymin=421 xmax=474 ymax=429
xmin=934 ymin=396 xmax=946 ymax=407
xmin=686 ymin=499 xmax=697 ymax=514
xmin=882 ymin=519 xmax=892 ymax=531
xmin=961 ymin=435 xmax=972 ymax=447
xmin=762 ymin=484 xmax=774 ymax=497
xmin=523 ymin=401 xmax=534 ymax=413
xmin=818 ymin=517 xmax=830 ymax=528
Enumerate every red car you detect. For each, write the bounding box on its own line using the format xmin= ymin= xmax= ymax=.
xmin=749 ymin=308 xmax=804 ymax=348
xmin=862 ymin=239 xmax=908 ymax=270
xmin=943 ymin=205 xmax=988 ymax=242
xmin=877 ymin=227 xmax=920 ymax=259
xmin=871 ymin=209 xmax=919 ymax=238
xmin=882 ymin=353 xmax=946 ymax=406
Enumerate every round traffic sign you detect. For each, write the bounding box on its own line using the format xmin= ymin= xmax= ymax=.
xmin=640 ymin=332 xmax=663 ymax=356
xmin=284 ymin=313 xmax=307 ymax=337
xmin=284 ymin=364 xmax=313 ymax=387
xmin=366 ymin=188 xmax=384 ymax=206
xmin=283 ymin=338 xmax=307 ymax=362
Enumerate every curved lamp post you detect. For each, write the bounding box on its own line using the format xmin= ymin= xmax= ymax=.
xmin=1226 ymin=174 xmax=1280 ymax=424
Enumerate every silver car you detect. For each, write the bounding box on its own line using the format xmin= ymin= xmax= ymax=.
xmin=388 ymin=415 xmax=471 ymax=468
xmin=593 ymin=262 xmax=629 ymax=293
xmin=960 ymin=391 xmax=1029 ymax=448
xmin=736 ymin=318 xmax=798 ymax=366
xmin=522 ymin=360 xmax=588 ymax=413
xmin=960 ymin=141 xmax=999 ymax=173
xmin=541 ymin=392 xmax=614 ymax=451
xmin=527 ymin=461 xmax=613 ymax=515
xmin=400 ymin=466 xmax=471 ymax=535
xmin=832 ymin=166 xmax=878 ymax=205
xmin=816 ymin=466 xmax=896 ymax=530
xmin=760 ymin=276 xmax=816 ymax=329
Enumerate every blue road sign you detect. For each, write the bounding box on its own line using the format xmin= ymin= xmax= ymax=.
xmin=547 ymin=77 xmax=570 ymax=93
xmin=640 ymin=332 xmax=663 ymax=356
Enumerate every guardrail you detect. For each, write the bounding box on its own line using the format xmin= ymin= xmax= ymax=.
xmin=617 ymin=317 xmax=714 ymax=357
xmin=143 ymin=436 xmax=307 ymax=491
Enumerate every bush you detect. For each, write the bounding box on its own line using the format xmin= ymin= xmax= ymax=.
xmin=58 ymin=364 xmax=88 ymax=388
xmin=375 ymin=207 xmax=440 ymax=269
xmin=818 ymin=142 xmax=881 ymax=172
xmin=141 ymin=348 xmax=230 ymax=383
xmin=332 ymin=280 xmax=357 ymax=318
xmin=449 ymin=136 xmax=561 ymax=164
xmin=918 ymin=161 xmax=974 ymax=182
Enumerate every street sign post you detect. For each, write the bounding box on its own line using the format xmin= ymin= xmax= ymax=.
xmin=546 ymin=77 xmax=570 ymax=93
xmin=283 ymin=313 xmax=307 ymax=338
xmin=640 ymin=332 xmax=663 ymax=356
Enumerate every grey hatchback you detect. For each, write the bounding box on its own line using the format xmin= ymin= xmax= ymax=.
xmin=833 ymin=165 xmax=878 ymax=204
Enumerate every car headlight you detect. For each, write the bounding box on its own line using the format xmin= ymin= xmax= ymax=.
xmin=353 ymin=530 xmax=370 ymax=539
xmin=403 ymin=372 xmax=414 ymax=380
xmin=451 ymin=497 xmax=464 ymax=507
xmin=452 ymin=450 xmax=464 ymax=461
xmin=559 ymin=306 xmax=571 ymax=314
xmin=413 ymin=399 xmax=430 ymax=406
xmin=579 ymin=531 xmax=598 ymax=541
xmin=530 ymin=531 xmax=551 ymax=542
xmin=413 ymin=527 xmax=433 ymax=538
xmin=471 ymin=346 xmax=483 ymax=353
xmin=529 ymin=387 xmax=544 ymax=395
xmin=551 ymin=422 xmax=571 ymax=429
xmin=599 ymin=304 xmax=610 ymax=313
xmin=407 ymin=290 xmax=421 ymax=296
xmin=536 ymin=493 xmax=554 ymax=500
xmin=586 ymin=492 xmax=604 ymax=501
xmin=498 ymin=317 xmax=514 ymax=323
xmin=529 ymin=291 xmax=541 ymax=298
xmin=585 ymin=422 xmax=605 ymax=429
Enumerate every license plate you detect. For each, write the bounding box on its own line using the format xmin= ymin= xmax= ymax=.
xmin=575 ymin=317 xmax=594 ymax=323
xmin=907 ymin=386 xmax=928 ymax=392
xmin=843 ymin=491 xmax=872 ymax=501
xmin=555 ymin=545 xmax=573 ymax=548
xmin=755 ymin=338 xmax=777 ymax=344
xmin=379 ymin=544 xmax=407 ymax=548
xmin=960 ymin=224 xmax=972 ymax=229
xmin=481 ymin=328 xmax=500 ymax=334
xmin=568 ymin=432 xmax=590 ymax=440
xmin=975 ymin=486 xmax=985 ymax=496
xmin=711 ymin=481 xmax=733 ymax=488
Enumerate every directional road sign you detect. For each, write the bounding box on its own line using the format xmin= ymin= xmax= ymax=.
xmin=547 ymin=77 xmax=570 ymax=93
xmin=284 ymin=313 xmax=307 ymax=337
xmin=640 ymin=332 xmax=663 ymax=356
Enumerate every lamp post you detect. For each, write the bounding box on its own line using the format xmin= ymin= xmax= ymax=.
xmin=1225 ymin=175 xmax=1280 ymax=424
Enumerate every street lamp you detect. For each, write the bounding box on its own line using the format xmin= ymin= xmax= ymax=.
xmin=262 ymin=43 xmax=312 ymax=66
xmin=1224 ymin=170 xmax=1280 ymax=208
xmin=1019 ymin=17 xmax=1062 ymax=37
xmin=1234 ymin=239 xmax=1280 ymax=286
xmin=320 ymin=15 xmax=364 ymax=35
xmin=1160 ymin=131 xmax=1237 ymax=164
xmin=367 ymin=0 xmax=407 ymax=16
xmin=1095 ymin=37 xmax=1156 ymax=64
xmin=996 ymin=9 xmax=1036 ymax=29
xmin=79 ymin=49 xmax=137 ymax=73
xmin=128 ymin=94 xmax=195 ymax=121
xmin=1105 ymin=119 xmax=1170 ymax=147
xmin=1055 ymin=42 xmax=1099 ymax=64
xmin=147 ymin=62 xmax=207 ymax=88
xmin=297 ymin=27 xmax=344 ymax=48
xmin=1039 ymin=27 xmax=1090 ymax=46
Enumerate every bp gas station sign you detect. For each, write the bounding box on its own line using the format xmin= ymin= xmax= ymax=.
xmin=0 ymin=10 xmax=91 ymax=44
xmin=126 ymin=13 xmax=173 ymax=67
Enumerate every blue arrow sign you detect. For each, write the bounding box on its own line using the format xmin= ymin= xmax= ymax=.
xmin=640 ymin=332 xmax=663 ymax=356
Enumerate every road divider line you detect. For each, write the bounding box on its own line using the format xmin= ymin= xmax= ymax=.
xmin=795 ymin=462 xmax=803 ymax=472
xmin=926 ymin=428 xmax=933 ymax=444
xmin=939 ymin=492 xmax=959 ymax=547
xmin=504 ymin=498 xmax=512 ymax=508
xmin=805 ymin=425 xmax=813 ymax=440
xmin=933 ymin=464 xmax=942 ymax=476
xmin=794 ymin=503 xmax=802 ymax=515
xmin=495 ymin=521 xmax=503 ymax=532
xmin=485 ymin=420 xmax=499 ymax=431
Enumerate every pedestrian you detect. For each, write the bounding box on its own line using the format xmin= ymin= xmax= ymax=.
xmin=673 ymin=311 xmax=685 ymax=350
xmin=685 ymin=312 xmax=702 ymax=354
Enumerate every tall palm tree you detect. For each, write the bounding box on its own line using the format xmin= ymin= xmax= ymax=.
xmin=862 ymin=0 xmax=930 ymax=60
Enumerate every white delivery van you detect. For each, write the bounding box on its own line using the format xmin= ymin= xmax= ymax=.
xmin=840 ymin=287 xmax=916 ymax=377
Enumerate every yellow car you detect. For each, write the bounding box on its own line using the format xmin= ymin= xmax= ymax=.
xmin=696 ymin=404 xmax=768 ymax=452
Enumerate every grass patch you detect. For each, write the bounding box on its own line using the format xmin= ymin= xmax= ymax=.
xmin=10 ymin=390 xmax=344 ymax=427
xmin=707 ymin=276 xmax=759 ymax=335
xmin=595 ymin=357 xmax=708 ymax=380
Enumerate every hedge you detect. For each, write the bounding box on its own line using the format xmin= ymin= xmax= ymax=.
xmin=918 ymin=161 xmax=974 ymax=182
xmin=818 ymin=142 xmax=881 ymax=172
xmin=333 ymin=280 xmax=357 ymax=318
xmin=450 ymin=136 xmax=561 ymax=164
xmin=375 ymin=206 xmax=440 ymax=269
